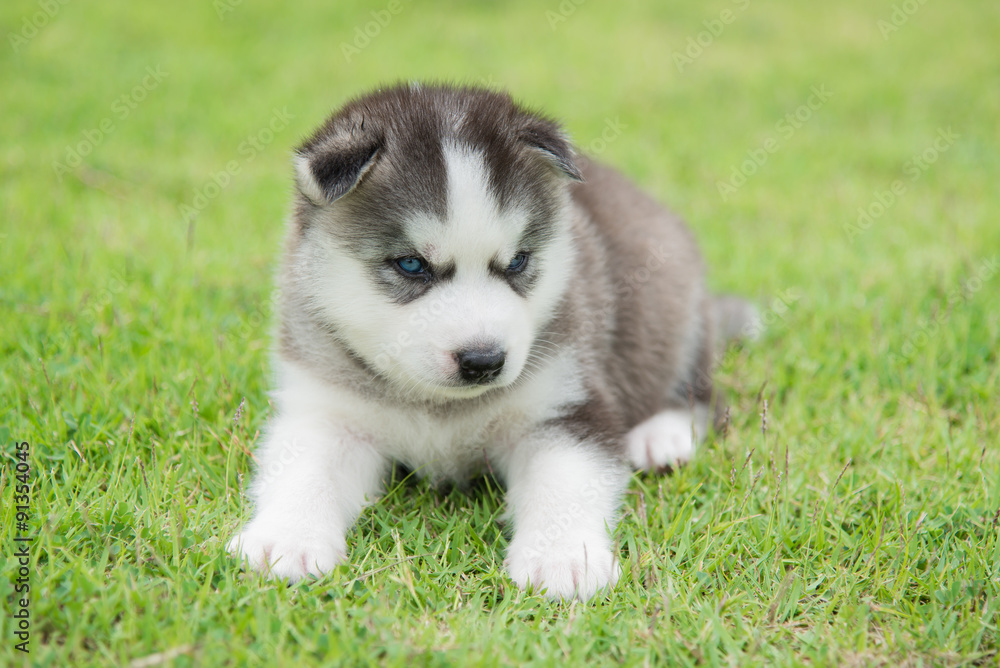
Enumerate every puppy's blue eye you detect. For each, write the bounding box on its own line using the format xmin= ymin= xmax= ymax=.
xmin=395 ymin=257 xmax=427 ymax=275
xmin=507 ymin=253 xmax=528 ymax=272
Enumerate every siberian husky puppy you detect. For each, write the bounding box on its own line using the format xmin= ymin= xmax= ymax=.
xmin=228 ymin=83 xmax=754 ymax=601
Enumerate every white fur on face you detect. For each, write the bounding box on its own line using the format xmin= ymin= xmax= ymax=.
xmin=304 ymin=143 xmax=575 ymax=401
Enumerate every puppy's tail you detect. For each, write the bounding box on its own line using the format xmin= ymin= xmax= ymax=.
xmin=710 ymin=294 xmax=761 ymax=346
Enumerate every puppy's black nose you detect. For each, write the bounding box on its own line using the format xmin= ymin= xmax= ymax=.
xmin=456 ymin=348 xmax=506 ymax=384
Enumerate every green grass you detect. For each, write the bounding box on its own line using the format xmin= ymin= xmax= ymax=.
xmin=2 ymin=0 xmax=998 ymax=665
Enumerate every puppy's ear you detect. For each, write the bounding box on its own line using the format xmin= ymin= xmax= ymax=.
xmin=520 ymin=120 xmax=583 ymax=182
xmin=294 ymin=136 xmax=381 ymax=205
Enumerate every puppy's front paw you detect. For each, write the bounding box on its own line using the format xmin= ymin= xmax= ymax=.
xmin=506 ymin=532 xmax=619 ymax=601
xmin=626 ymin=409 xmax=698 ymax=472
xmin=227 ymin=516 xmax=345 ymax=582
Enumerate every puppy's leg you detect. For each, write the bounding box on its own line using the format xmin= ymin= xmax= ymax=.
xmin=227 ymin=410 xmax=387 ymax=581
xmin=502 ymin=428 xmax=629 ymax=601
xmin=626 ymin=403 xmax=710 ymax=472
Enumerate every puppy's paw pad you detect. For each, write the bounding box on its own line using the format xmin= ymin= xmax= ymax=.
xmin=227 ymin=521 xmax=345 ymax=582
xmin=627 ymin=410 xmax=697 ymax=473
xmin=506 ymin=538 xmax=619 ymax=602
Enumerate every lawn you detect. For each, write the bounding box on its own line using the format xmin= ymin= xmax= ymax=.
xmin=1 ymin=0 xmax=998 ymax=665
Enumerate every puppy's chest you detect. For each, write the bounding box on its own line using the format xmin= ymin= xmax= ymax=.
xmin=354 ymin=401 xmax=526 ymax=482
xmin=332 ymin=351 xmax=588 ymax=482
